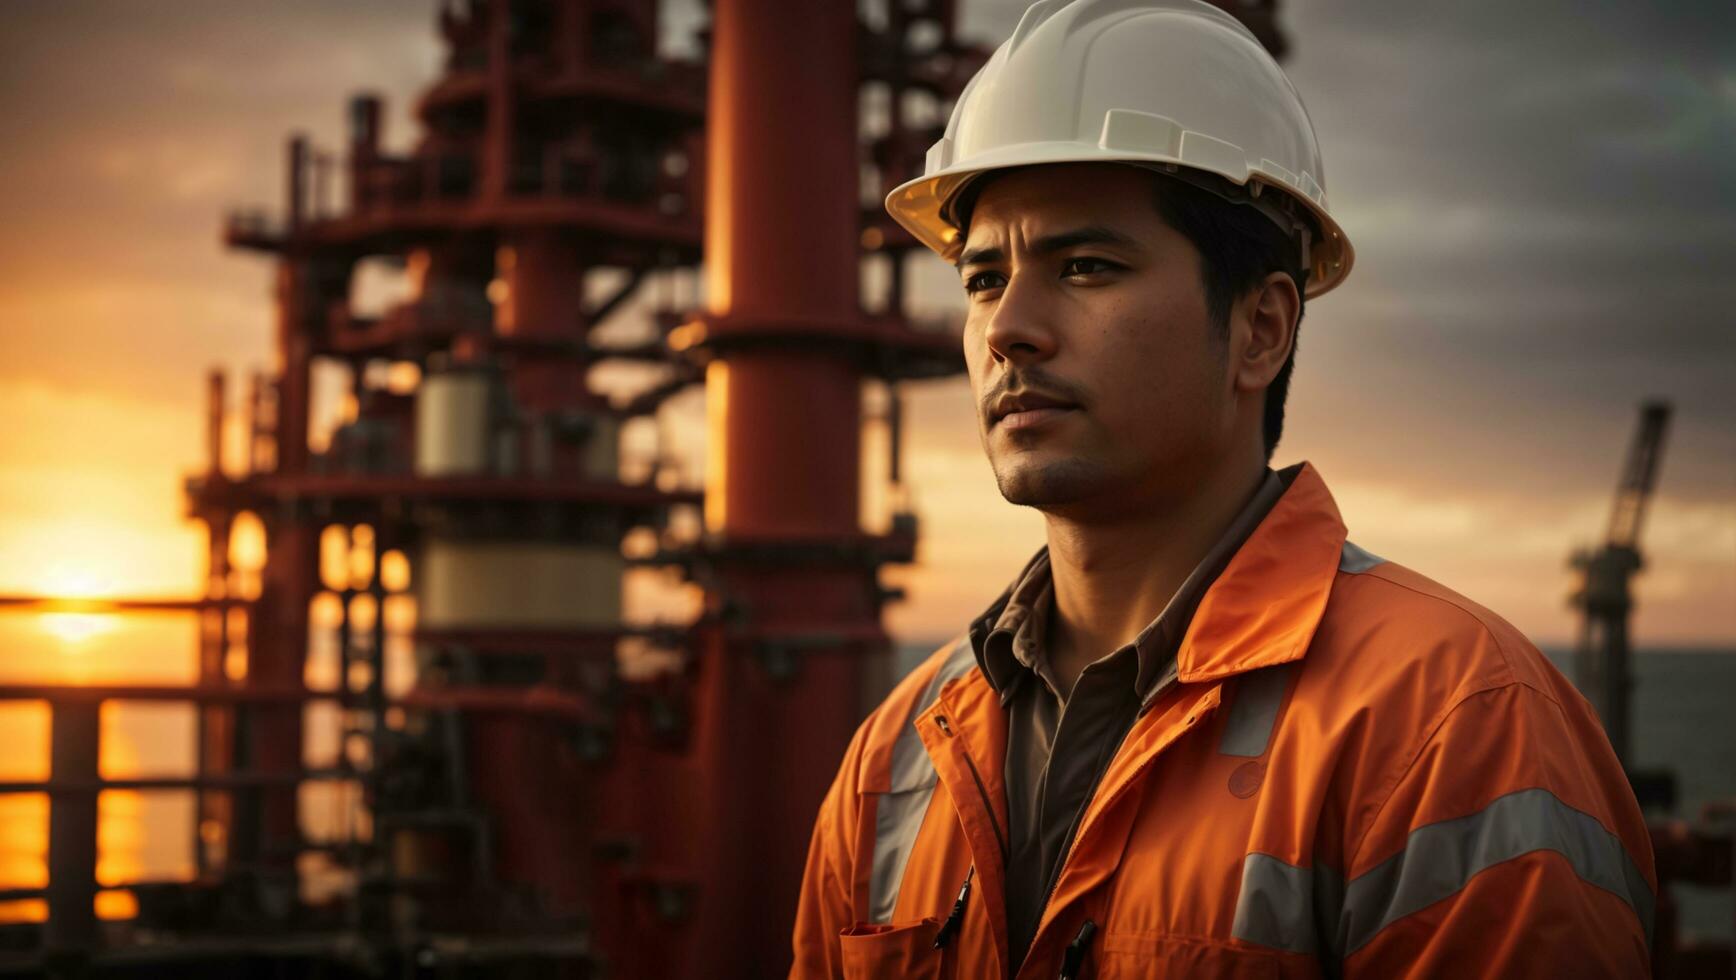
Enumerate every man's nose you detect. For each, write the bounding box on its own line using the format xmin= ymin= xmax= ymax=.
xmin=981 ymin=273 xmax=1059 ymax=366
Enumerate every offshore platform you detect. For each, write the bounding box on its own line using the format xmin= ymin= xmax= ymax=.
xmin=4 ymin=0 xmax=990 ymax=974
xmin=0 ymin=0 xmax=1725 ymax=977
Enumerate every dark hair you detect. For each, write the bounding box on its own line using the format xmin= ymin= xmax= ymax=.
xmin=954 ymin=169 xmax=1308 ymax=462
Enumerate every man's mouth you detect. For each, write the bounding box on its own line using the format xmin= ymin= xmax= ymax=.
xmin=997 ymin=405 xmax=1077 ymax=431
xmin=989 ymin=389 xmax=1081 ymax=430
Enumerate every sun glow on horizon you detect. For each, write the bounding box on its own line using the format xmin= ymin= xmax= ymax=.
xmin=36 ymin=612 xmax=119 ymax=646
xmin=35 ymin=561 xmax=121 ymax=601
xmin=21 ymin=562 xmax=132 ymax=649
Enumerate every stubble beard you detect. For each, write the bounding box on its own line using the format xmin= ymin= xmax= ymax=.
xmin=991 ymin=453 xmax=1111 ymax=510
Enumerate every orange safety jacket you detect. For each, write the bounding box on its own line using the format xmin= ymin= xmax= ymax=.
xmin=790 ymin=462 xmax=1655 ymax=979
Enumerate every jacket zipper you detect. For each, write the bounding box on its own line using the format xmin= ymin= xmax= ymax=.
xmin=935 ymin=714 xmax=1009 ymax=862
xmin=1022 ymin=674 xmax=1182 ymax=975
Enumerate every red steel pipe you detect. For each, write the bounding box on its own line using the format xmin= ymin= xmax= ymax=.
xmin=677 ymin=0 xmax=880 ymax=975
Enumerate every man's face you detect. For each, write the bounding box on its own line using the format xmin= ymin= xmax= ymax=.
xmin=957 ymin=162 xmax=1235 ymax=518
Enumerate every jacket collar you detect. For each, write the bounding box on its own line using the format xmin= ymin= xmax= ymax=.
xmin=1173 ymin=460 xmax=1346 ymax=683
xmin=965 ymin=462 xmax=1344 ymax=691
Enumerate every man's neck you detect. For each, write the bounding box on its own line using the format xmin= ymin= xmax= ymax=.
xmin=1041 ymin=455 xmax=1267 ymax=696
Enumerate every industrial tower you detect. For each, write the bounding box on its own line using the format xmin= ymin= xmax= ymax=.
xmin=191 ymin=0 xmax=980 ymax=975
xmin=1569 ymin=400 xmax=1671 ymax=769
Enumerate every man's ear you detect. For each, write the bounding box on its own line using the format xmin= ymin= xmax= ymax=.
xmin=1232 ymin=271 xmax=1300 ymax=396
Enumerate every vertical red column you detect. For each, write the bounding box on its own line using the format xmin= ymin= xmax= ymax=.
xmin=274 ymin=262 xmax=312 ymax=475
xmin=250 ymin=518 xmax=313 ymax=865
xmin=238 ymin=220 xmax=320 ymax=873
xmin=496 ymin=231 xmax=604 ymax=420
xmin=681 ymin=0 xmax=874 ymax=975
xmin=481 ymin=0 xmax=514 ymax=202
xmin=702 ymin=0 xmax=862 ymax=531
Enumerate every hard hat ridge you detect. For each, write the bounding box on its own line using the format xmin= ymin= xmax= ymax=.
xmin=1005 ymin=0 xmax=1263 ymax=56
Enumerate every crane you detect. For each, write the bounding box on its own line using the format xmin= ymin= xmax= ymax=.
xmin=1569 ymin=400 xmax=1672 ymax=769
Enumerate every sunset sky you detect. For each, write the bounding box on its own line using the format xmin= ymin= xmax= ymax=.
xmin=1 ymin=0 xmax=1731 ymax=662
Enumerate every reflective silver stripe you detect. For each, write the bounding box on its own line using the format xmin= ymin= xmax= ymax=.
xmin=1232 ymin=853 xmax=1341 ymax=954
xmin=868 ymin=784 xmax=935 ymax=923
xmin=1219 ymin=664 xmax=1293 ymax=757
xmin=1338 ymin=540 xmax=1385 ymax=574
xmin=868 ymin=640 xmax=976 ymax=923
xmin=1232 ymin=789 xmax=1654 ymax=960
xmin=1341 ymin=787 xmax=1655 ymax=954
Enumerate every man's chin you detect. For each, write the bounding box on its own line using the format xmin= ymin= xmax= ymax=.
xmin=992 ymin=458 xmax=1106 ymax=509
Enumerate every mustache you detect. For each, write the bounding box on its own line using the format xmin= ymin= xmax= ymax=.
xmin=980 ymin=368 xmax=1089 ymax=419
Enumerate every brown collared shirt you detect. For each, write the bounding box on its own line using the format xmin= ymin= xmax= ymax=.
xmin=966 ymin=466 xmax=1291 ymax=971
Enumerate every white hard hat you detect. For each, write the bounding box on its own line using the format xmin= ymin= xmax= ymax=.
xmin=884 ymin=0 xmax=1354 ymax=298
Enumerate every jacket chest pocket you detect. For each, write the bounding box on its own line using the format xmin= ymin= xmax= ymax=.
xmin=1094 ymin=933 xmax=1304 ymax=980
xmin=839 ymin=918 xmax=950 ymax=979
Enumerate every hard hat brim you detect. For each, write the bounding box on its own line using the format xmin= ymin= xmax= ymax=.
xmin=885 ymin=148 xmax=1354 ymax=299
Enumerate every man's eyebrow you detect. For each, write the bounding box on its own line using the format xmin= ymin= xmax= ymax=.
xmin=954 ymin=224 xmax=1142 ymax=270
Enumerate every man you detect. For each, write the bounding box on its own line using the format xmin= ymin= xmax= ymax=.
xmin=791 ymin=1 xmax=1655 ymax=977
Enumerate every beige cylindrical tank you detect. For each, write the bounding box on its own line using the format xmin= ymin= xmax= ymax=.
xmin=398 ymin=534 xmax=622 ymax=926
xmin=416 ymin=539 xmax=623 ymax=629
xmin=414 ymin=369 xmax=493 ymax=476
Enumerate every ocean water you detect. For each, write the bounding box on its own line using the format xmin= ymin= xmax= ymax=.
xmin=1581 ymin=648 xmax=1736 ymax=941
xmin=896 ymin=642 xmax=1736 ymax=940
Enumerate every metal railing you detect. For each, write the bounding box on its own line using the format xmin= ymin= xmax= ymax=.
xmin=0 ymin=678 xmax=593 ymax=961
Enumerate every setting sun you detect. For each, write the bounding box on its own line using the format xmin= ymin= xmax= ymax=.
xmin=36 ymin=612 xmax=118 ymax=646
xmin=35 ymin=562 xmax=118 ymax=601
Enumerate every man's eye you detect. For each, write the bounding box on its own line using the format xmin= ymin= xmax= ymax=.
xmin=1063 ymin=257 xmax=1118 ymax=277
xmin=962 ymin=271 xmax=1005 ymax=294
